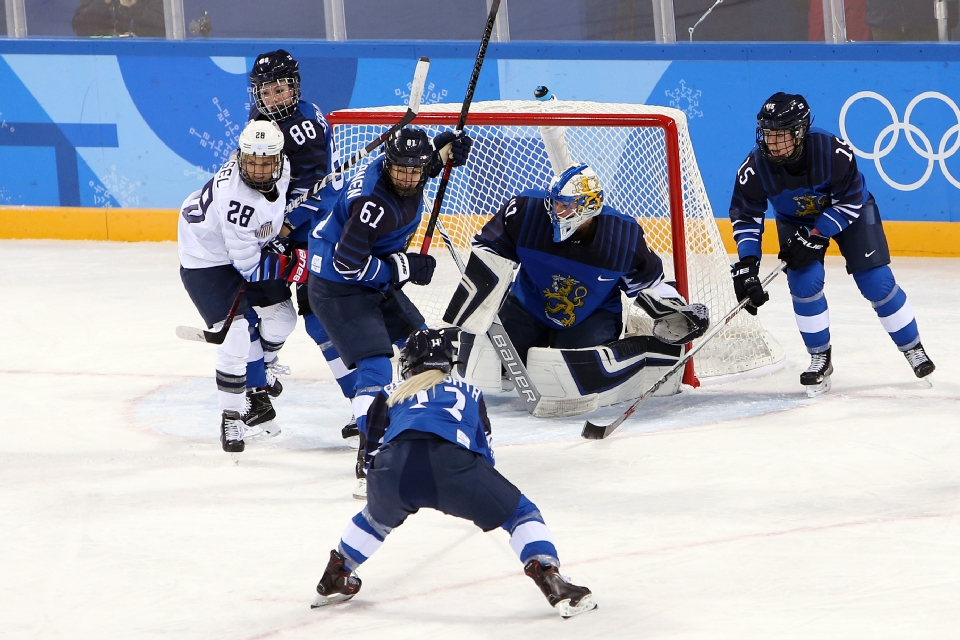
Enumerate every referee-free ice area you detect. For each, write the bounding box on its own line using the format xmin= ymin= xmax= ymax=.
xmin=3 ymin=240 xmax=957 ymax=639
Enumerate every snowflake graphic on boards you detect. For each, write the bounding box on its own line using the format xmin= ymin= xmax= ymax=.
xmin=665 ymin=80 xmax=703 ymax=119
xmin=188 ymin=97 xmax=245 ymax=173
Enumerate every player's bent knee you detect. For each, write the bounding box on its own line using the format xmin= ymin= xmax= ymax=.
xmin=216 ymin=316 xmax=251 ymax=373
xmin=786 ymin=262 xmax=826 ymax=298
xmin=852 ymin=264 xmax=896 ymax=302
xmin=257 ymin=299 xmax=297 ymax=342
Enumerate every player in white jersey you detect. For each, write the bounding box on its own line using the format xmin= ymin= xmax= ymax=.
xmin=179 ymin=120 xmax=306 ymax=452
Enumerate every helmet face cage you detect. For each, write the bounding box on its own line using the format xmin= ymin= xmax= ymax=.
xmin=756 ymin=92 xmax=811 ymax=164
xmin=383 ymin=128 xmax=434 ymax=197
xmin=546 ymin=164 xmax=604 ymax=242
xmin=399 ymin=328 xmax=461 ymax=378
xmin=250 ymin=50 xmax=301 ymax=122
xmin=238 ymin=121 xmax=285 ymax=191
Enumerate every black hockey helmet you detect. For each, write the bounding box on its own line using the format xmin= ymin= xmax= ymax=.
xmin=756 ymin=92 xmax=811 ymax=163
xmin=399 ymin=327 xmax=461 ymax=378
xmin=383 ymin=127 xmax=434 ymax=197
xmin=250 ymin=49 xmax=300 ymax=122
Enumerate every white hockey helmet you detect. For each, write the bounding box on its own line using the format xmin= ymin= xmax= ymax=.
xmin=546 ymin=164 xmax=604 ymax=242
xmin=237 ymin=120 xmax=285 ymax=191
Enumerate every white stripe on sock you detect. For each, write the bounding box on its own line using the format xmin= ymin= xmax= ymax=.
xmin=340 ymin=520 xmax=383 ymax=558
xmin=879 ymin=299 xmax=915 ymax=334
xmin=508 ymin=521 xmax=555 ymax=559
xmin=795 ymin=309 xmax=830 ymax=334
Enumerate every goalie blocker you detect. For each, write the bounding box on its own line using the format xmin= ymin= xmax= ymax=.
xmin=443 ymin=248 xmax=517 ymax=335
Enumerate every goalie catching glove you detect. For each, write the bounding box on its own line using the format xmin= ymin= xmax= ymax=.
xmin=633 ymin=281 xmax=710 ymax=344
xmin=443 ymin=248 xmax=518 ymax=335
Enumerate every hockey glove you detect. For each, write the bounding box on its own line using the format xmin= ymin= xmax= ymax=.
xmin=281 ymin=248 xmax=309 ymax=283
xmin=731 ymin=256 xmax=769 ymax=315
xmin=433 ymin=131 xmax=473 ymax=167
xmin=389 ymin=252 xmax=436 ymax=286
xmin=779 ymin=227 xmax=829 ymax=271
xmin=634 ymin=284 xmax=710 ymax=344
xmin=263 ymin=234 xmax=293 ymax=256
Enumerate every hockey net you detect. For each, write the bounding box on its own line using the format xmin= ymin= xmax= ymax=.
xmin=328 ymin=100 xmax=783 ymax=382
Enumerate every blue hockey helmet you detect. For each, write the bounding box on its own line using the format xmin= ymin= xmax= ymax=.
xmin=399 ymin=327 xmax=461 ymax=378
xmin=383 ymin=127 xmax=434 ymax=197
xmin=250 ymin=49 xmax=300 ymax=122
xmin=756 ymin=92 xmax=811 ymax=163
xmin=545 ymin=164 xmax=604 ymax=242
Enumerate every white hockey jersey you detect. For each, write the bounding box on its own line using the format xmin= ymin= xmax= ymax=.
xmin=178 ymin=151 xmax=292 ymax=280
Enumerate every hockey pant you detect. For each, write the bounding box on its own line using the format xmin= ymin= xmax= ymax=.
xmin=336 ymin=434 xmax=559 ymax=572
xmin=787 ymin=262 xmax=920 ymax=354
xmin=243 ymin=299 xmax=297 ymax=389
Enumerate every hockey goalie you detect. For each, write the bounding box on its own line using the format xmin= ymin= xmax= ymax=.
xmin=443 ymin=162 xmax=710 ymax=412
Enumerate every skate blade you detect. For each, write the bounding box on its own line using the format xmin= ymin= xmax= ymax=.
xmin=920 ymin=376 xmax=933 ymax=389
xmin=244 ymin=422 xmax=281 ymax=441
xmin=352 ymin=478 xmax=367 ymax=501
xmin=805 ymin=375 xmax=832 ymax=398
xmin=310 ymin=592 xmax=355 ymax=608
xmin=556 ymin=594 xmax=598 ymax=619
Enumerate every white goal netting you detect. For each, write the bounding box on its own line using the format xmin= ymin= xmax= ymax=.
xmin=329 ymin=100 xmax=782 ymax=381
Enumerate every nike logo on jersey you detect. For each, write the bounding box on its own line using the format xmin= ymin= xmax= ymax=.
xmin=597 ymin=276 xmax=616 ymax=282
xmin=865 ymin=250 xmax=876 ymax=257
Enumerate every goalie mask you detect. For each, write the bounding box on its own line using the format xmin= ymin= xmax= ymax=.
xmin=238 ymin=120 xmax=286 ymax=192
xmin=383 ymin=127 xmax=434 ymax=197
xmin=546 ymin=164 xmax=604 ymax=242
xmin=756 ymin=92 xmax=811 ymax=164
xmin=399 ymin=328 xmax=461 ymax=378
xmin=250 ymin=49 xmax=301 ymax=122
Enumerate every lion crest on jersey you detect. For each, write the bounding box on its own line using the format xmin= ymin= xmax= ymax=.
xmin=543 ymin=275 xmax=588 ymax=328
xmin=793 ymin=194 xmax=829 ymax=217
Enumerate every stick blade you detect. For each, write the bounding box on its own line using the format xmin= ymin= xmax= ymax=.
xmin=407 ymin=57 xmax=430 ymax=114
xmin=581 ymin=420 xmax=611 ymax=440
xmin=176 ymin=325 xmax=226 ymax=344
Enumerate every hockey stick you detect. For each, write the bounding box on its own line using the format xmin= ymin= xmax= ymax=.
xmin=176 ymin=283 xmax=247 ymax=344
xmin=283 ymin=56 xmax=431 ymax=216
xmin=419 ymin=0 xmax=500 ymax=255
xmin=433 ymin=218 xmax=596 ymax=418
xmin=581 ymin=260 xmax=787 ymax=440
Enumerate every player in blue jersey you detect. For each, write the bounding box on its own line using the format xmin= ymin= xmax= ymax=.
xmin=445 ymin=163 xmax=709 ymax=367
xmin=307 ymin=126 xmax=472 ymax=494
xmin=730 ymin=92 xmax=935 ymax=395
xmin=309 ymin=328 xmax=597 ymax=618
xmin=247 ymin=49 xmax=360 ymax=436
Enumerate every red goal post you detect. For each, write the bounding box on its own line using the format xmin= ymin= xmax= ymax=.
xmin=327 ymin=101 xmax=783 ymax=386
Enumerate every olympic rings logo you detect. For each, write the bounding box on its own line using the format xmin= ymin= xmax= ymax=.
xmin=838 ymin=91 xmax=960 ymax=191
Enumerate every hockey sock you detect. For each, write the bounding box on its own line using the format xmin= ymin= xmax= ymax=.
xmin=216 ymin=316 xmax=250 ymax=412
xmin=501 ymin=495 xmax=559 ymax=566
xmin=853 ymin=265 xmax=920 ymax=351
xmin=244 ymin=314 xmax=268 ymax=389
xmin=304 ymin=314 xmax=358 ymax=399
xmin=787 ymin=262 xmax=831 ymax=354
xmin=337 ymin=506 xmax=394 ymax=572
xmin=352 ymin=356 xmax=393 ymax=436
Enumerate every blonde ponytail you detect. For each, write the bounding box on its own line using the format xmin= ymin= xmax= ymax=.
xmin=386 ymin=369 xmax=448 ymax=407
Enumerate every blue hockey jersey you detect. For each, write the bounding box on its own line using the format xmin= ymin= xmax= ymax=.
xmin=308 ymin=156 xmax=424 ymax=290
xmin=364 ymin=376 xmax=495 ymax=465
xmin=250 ymin=100 xmax=341 ymax=241
xmin=729 ymin=127 xmax=870 ymax=259
xmin=474 ymin=190 xmax=664 ymax=329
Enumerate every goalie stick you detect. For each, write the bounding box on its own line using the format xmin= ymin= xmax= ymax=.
xmin=581 ymin=261 xmax=787 ymax=440
xmin=176 ymin=283 xmax=246 ymax=344
xmin=419 ymin=0 xmax=500 ymax=255
xmin=283 ymin=56 xmax=431 ymax=216
xmin=433 ymin=218 xmax=595 ymax=418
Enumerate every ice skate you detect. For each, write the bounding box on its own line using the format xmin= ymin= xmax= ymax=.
xmin=524 ymin=559 xmax=597 ymax=619
xmin=341 ymin=414 xmax=359 ymax=440
xmin=352 ymin=478 xmax=367 ymax=501
xmin=801 ymin=348 xmax=833 ymax=397
xmin=244 ymin=388 xmax=278 ymax=425
xmin=220 ymin=410 xmax=246 ymax=453
xmin=904 ymin=343 xmax=935 ymax=379
xmin=265 ymin=359 xmax=291 ymax=398
xmin=311 ymin=550 xmax=361 ymax=608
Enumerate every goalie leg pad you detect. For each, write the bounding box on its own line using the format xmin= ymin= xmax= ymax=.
xmin=443 ymin=249 xmax=517 ymax=335
xmin=527 ymin=336 xmax=683 ymax=408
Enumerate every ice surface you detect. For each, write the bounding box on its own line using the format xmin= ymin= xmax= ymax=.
xmin=2 ymin=240 xmax=958 ymax=639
